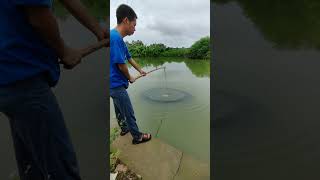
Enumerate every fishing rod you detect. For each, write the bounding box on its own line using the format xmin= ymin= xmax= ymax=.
xmin=81 ymin=38 xmax=109 ymax=57
xmin=134 ymin=66 xmax=166 ymax=81
xmin=60 ymin=39 xmax=109 ymax=69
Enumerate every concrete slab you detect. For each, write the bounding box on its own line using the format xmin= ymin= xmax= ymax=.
xmin=174 ymin=153 xmax=210 ymax=180
xmin=112 ymin=133 xmax=182 ymax=180
xmin=112 ymin=134 xmax=182 ymax=180
xmin=112 ymin=134 xmax=210 ymax=180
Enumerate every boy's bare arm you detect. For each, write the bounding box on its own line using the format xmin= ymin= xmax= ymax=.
xmin=128 ymin=58 xmax=146 ymax=75
xmin=23 ymin=6 xmax=66 ymax=58
xmin=59 ymin=0 xmax=106 ymax=41
xmin=23 ymin=6 xmax=82 ymax=68
xmin=117 ymin=63 xmax=135 ymax=83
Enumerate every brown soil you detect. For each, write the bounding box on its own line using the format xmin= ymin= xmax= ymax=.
xmin=113 ymin=159 xmax=142 ymax=180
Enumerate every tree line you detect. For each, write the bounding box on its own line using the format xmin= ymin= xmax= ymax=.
xmin=126 ymin=36 xmax=211 ymax=59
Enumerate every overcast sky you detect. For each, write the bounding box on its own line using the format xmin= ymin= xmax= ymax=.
xmin=110 ymin=0 xmax=210 ymax=48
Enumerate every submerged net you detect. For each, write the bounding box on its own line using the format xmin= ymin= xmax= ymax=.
xmin=143 ymin=88 xmax=189 ymax=102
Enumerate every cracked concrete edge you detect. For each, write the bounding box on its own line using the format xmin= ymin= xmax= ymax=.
xmin=172 ymin=152 xmax=184 ymax=180
xmin=173 ymin=153 xmax=210 ymax=180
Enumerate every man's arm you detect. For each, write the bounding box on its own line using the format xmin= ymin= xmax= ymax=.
xmin=23 ymin=6 xmax=82 ymax=68
xmin=117 ymin=63 xmax=135 ymax=83
xmin=58 ymin=0 xmax=106 ymax=41
xmin=24 ymin=6 xmax=65 ymax=58
xmin=128 ymin=58 xmax=146 ymax=75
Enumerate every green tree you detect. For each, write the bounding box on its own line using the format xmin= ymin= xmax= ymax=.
xmin=145 ymin=43 xmax=167 ymax=57
xmin=187 ymin=36 xmax=210 ymax=59
xmin=161 ymin=47 xmax=189 ymax=57
xmin=126 ymin=37 xmax=211 ymax=59
xmin=127 ymin=40 xmax=147 ymax=57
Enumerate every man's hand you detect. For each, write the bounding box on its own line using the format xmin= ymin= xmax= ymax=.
xmin=100 ymin=29 xmax=110 ymax=47
xmin=60 ymin=46 xmax=82 ymax=69
xmin=139 ymin=69 xmax=147 ymax=76
xmin=95 ymin=27 xmax=108 ymax=41
xmin=129 ymin=76 xmax=136 ymax=84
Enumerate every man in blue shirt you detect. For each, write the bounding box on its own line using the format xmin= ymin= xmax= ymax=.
xmin=110 ymin=4 xmax=152 ymax=144
xmin=0 ymin=0 xmax=107 ymax=179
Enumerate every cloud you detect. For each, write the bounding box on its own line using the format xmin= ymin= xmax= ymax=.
xmin=110 ymin=0 xmax=210 ymax=47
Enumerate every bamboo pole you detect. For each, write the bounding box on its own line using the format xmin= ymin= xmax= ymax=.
xmin=134 ymin=66 xmax=166 ymax=80
xmin=81 ymin=38 xmax=109 ymax=57
xmin=60 ymin=39 xmax=109 ymax=69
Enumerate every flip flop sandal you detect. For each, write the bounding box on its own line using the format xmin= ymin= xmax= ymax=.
xmin=132 ymin=133 xmax=152 ymax=144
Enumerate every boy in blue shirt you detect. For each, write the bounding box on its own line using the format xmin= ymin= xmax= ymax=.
xmin=110 ymin=4 xmax=152 ymax=144
xmin=0 ymin=0 xmax=107 ymax=179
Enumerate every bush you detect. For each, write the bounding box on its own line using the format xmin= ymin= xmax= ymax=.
xmin=145 ymin=43 xmax=167 ymax=57
xmin=110 ymin=127 xmax=120 ymax=172
xmin=127 ymin=40 xmax=147 ymax=57
xmin=161 ymin=48 xmax=189 ymax=57
xmin=126 ymin=36 xmax=210 ymax=59
xmin=187 ymin=36 xmax=210 ymax=59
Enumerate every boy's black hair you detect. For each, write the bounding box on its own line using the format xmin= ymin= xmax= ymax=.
xmin=116 ymin=4 xmax=137 ymax=24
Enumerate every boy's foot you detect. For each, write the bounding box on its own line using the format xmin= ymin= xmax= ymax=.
xmin=132 ymin=133 xmax=152 ymax=145
xmin=120 ymin=129 xmax=129 ymax=136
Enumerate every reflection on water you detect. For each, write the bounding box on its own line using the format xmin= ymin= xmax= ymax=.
xmin=215 ymin=0 xmax=320 ymax=50
xmin=214 ymin=1 xmax=320 ymax=179
xmin=134 ymin=57 xmax=210 ymax=78
xmin=110 ymin=58 xmax=210 ymax=162
xmin=53 ymin=0 xmax=108 ymax=20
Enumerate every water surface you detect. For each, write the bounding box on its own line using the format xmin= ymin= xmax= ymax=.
xmin=213 ymin=1 xmax=320 ymax=179
xmin=110 ymin=57 xmax=210 ymax=162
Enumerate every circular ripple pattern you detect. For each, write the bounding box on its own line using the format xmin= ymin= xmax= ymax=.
xmin=143 ymin=88 xmax=190 ymax=102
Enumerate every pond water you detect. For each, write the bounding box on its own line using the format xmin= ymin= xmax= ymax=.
xmin=213 ymin=1 xmax=320 ymax=179
xmin=110 ymin=57 xmax=210 ymax=163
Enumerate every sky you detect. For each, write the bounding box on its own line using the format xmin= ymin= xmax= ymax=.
xmin=110 ymin=0 xmax=210 ymax=48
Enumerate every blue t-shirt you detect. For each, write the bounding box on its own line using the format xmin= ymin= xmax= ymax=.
xmin=0 ymin=0 xmax=60 ymax=87
xmin=110 ymin=28 xmax=132 ymax=89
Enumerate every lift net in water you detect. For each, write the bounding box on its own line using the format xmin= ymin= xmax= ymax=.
xmin=143 ymin=88 xmax=189 ymax=102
